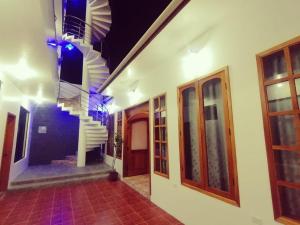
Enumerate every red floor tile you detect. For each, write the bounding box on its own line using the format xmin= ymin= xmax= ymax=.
xmin=0 ymin=180 xmax=183 ymax=225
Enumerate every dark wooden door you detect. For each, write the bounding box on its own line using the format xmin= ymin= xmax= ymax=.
xmin=0 ymin=114 xmax=16 ymax=191
xmin=126 ymin=118 xmax=149 ymax=176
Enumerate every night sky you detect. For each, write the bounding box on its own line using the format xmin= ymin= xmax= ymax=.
xmin=61 ymin=0 xmax=171 ymax=84
xmin=101 ymin=0 xmax=172 ymax=73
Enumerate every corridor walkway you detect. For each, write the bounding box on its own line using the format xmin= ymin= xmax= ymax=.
xmin=0 ymin=180 xmax=183 ymax=225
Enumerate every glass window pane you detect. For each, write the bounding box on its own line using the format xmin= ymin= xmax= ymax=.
xmin=155 ymin=143 xmax=160 ymax=156
xmin=270 ymin=115 xmax=296 ymax=146
xmin=160 ymin=96 xmax=166 ymax=110
xmin=202 ymin=78 xmax=229 ymax=192
xmin=161 ymin=127 xmax=167 ymax=141
xmin=294 ymin=79 xmax=300 ymax=108
xmin=117 ymin=111 xmax=122 ymax=120
xmin=162 ymin=160 xmax=167 ymax=174
xmin=154 ymin=112 xmax=160 ymax=125
xmin=154 ymin=127 xmax=160 ymax=141
xmin=291 ymin=44 xmax=300 ymax=74
xmin=155 ymin=159 xmax=161 ymax=172
xmin=160 ymin=111 xmax=166 ymax=125
xmin=154 ymin=98 xmax=159 ymax=112
xmin=279 ymin=186 xmax=300 ymax=220
xmin=274 ymin=150 xmax=300 ymax=183
xmin=267 ymin=82 xmax=292 ymax=112
xmin=182 ymin=87 xmax=200 ymax=183
xmin=263 ymin=51 xmax=287 ymax=80
xmin=161 ymin=143 xmax=167 ymax=158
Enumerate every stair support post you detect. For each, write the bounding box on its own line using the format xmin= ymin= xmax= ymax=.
xmin=77 ymin=56 xmax=90 ymax=167
xmin=77 ymin=122 xmax=86 ymax=167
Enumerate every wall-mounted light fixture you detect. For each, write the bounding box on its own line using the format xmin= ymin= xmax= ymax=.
xmin=47 ymin=39 xmax=58 ymax=47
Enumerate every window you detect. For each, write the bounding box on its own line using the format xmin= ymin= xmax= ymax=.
xmin=178 ymin=68 xmax=239 ymax=205
xmin=257 ymin=37 xmax=300 ymax=224
xmin=107 ymin=114 xmax=115 ymax=156
xmin=14 ymin=107 xmax=29 ymax=162
xmin=153 ymin=94 xmax=169 ymax=177
xmin=116 ymin=111 xmax=123 ymax=159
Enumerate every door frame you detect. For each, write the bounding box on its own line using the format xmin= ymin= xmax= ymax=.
xmin=0 ymin=113 xmax=16 ymax=191
xmin=123 ymin=102 xmax=151 ymax=194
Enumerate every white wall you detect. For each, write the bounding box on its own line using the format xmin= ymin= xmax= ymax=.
xmin=106 ymin=0 xmax=300 ymax=225
xmin=0 ymin=73 xmax=32 ymax=183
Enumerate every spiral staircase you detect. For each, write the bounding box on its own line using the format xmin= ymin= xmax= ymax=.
xmin=56 ymin=0 xmax=112 ymax=167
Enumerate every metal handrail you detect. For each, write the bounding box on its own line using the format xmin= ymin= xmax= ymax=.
xmin=63 ymin=15 xmax=100 ymax=44
xmin=60 ymin=79 xmax=108 ymax=109
xmin=58 ymin=80 xmax=109 ymax=125
xmin=59 ymin=79 xmax=106 ymax=105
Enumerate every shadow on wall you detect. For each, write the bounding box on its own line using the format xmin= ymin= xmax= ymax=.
xmin=28 ymin=103 xmax=79 ymax=165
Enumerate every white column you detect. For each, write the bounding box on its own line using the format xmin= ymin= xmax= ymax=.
xmin=77 ymin=123 xmax=86 ymax=167
xmin=85 ymin=1 xmax=92 ymax=43
xmin=77 ymin=58 xmax=89 ymax=167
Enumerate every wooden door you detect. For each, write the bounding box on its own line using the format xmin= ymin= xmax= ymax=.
xmin=126 ymin=117 xmax=149 ymax=176
xmin=0 ymin=114 xmax=16 ymax=191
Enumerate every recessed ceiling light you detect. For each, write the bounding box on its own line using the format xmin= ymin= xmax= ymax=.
xmin=0 ymin=57 xmax=37 ymax=80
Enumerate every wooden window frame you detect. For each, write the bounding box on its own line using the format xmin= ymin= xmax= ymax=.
xmin=177 ymin=67 xmax=240 ymax=206
xmin=116 ymin=111 xmax=123 ymax=159
xmin=257 ymin=36 xmax=300 ymax=225
xmin=153 ymin=93 xmax=169 ymax=178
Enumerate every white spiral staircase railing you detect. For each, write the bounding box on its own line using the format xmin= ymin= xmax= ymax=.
xmin=56 ymin=0 xmax=112 ymax=167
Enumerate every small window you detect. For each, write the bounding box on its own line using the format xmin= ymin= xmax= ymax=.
xmin=257 ymin=36 xmax=300 ymax=224
xmin=107 ymin=114 xmax=115 ymax=156
xmin=153 ymin=94 xmax=169 ymax=177
xmin=14 ymin=107 xmax=30 ymax=162
xmin=178 ymin=68 xmax=239 ymax=205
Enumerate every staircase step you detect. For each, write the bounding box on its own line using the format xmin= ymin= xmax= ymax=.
xmin=51 ymin=160 xmax=77 ymax=166
xmin=86 ymin=51 xmax=99 ymax=62
xmin=91 ymin=8 xmax=111 ymax=16
xmin=86 ymin=132 xmax=107 ymax=136
xmin=92 ymin=27 xmax=106 ymax=39
xmin=92 ymin=15 xmax=111 ymax=24
xmin=90 ymin=1 xmax=109 ymax=11
xmin=86 ymin=143 xmax=101 ymax=148
xmin=88 ymin=67 xmax=109 ymax=73
xmin=87 ymin=137 xmax=108 ymax=142
xmin=92 ymin=20 xmax=110 ymax=31
xmin=89 ymin=76 xmax=108 ymax=83
xmin=87 ymin=64 xmax=107 ymax=69
xmin=92 ymin=30 xmax=103 ymax=41
xmin=9 ymin=170 xmax=110 ymax=191
xmin=89 ymin=0 xmax=107 ymax=8
xmin=80 ymin=116 xmax=93 ymax=122
xmin=86 ymin=54 xmax=101 ymax=64
xmin=85 ymin=126 xmax=107 ymax=130
xmin=89 ymin=73 xmax=110 ymax=80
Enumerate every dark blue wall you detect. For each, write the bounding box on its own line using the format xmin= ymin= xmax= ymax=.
xmin=29 ymin=103 xmax=79 ymax=165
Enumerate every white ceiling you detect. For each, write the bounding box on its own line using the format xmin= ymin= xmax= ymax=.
xmin=0 ymin=0 xmax=58 ymax=102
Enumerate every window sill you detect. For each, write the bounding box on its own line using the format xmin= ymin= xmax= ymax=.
xmin=181 ymin=181 xmax=240 ymax=207
xmin=276 ymin=216 xmax=300 ymax=225
xmin=154 ymin=171 xmax=169 ymax=179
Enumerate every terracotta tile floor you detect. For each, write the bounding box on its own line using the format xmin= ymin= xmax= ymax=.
xmin=0 ymin=180 xmax=183 ymax=225
xmin=123 ymin=175 xmax=150 ymax=199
